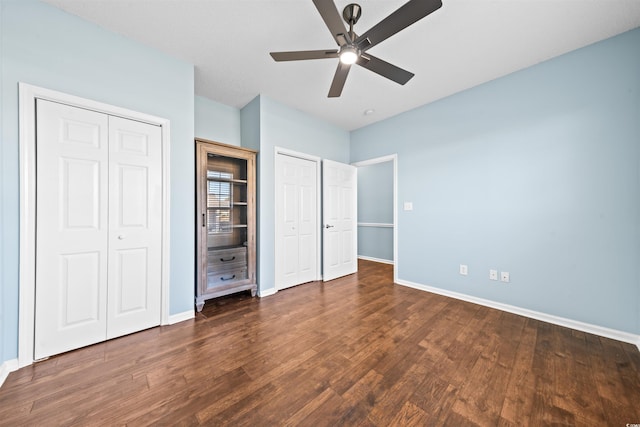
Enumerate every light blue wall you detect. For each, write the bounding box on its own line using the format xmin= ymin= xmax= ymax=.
xmin=358 ymin=227 xmax=393 ymax=261
xmin=239 ymin=97 xmax=261 ymax=284
xmin=247 ymin=95 xmax=350 ymax=293
xmin=351 ymin=28 xmax=640 ymax=334
xmin=358 ymin=162 xmax=394 ymax=223
xmin=240 ymin=97 xmax=261 ymax=152
xmin=357 ymin=161 xmax=394 ymax=261
xmin=195 ymin=95 xmax=241 ymax=146
xmin=0 ymin=0 xmax=7 ymax=367
xmin=0 ymin=0 xmax=195 ymax=364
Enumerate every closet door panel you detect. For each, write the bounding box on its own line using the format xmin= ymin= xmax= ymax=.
xmin=35 ymin=100 xmax=109 ymax=360
xmin=107 ymin=116 xmax=162 ymax=338
xmin=282 ymin=179 xmax=300 ymax=280
xmin=275 ymin=153 xmax=318 ymax=290
xmin=296 ymin=160 xmax=317 ymax=282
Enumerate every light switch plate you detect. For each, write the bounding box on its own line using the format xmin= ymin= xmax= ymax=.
xmin=459 ymin=264 xmax=468 ymax=275
xmin=403 ymin=202 xmax=413 ymax=211
xmin=489 ymin=269 xmax=498 ymax=280
xmin=500 ymin=271 xmax=510 ymax=283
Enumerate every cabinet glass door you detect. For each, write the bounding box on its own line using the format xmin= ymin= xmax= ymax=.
xmin=205 ymin=153 xmax=249 ymax=289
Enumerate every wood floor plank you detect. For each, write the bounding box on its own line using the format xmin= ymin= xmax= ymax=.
xmin=284 ymin=387 xmax=339 ymax=426
xmin=552 ymin=326 xmax=607 ymax=425
xmin=499 ymin=318 xmax=539 ymax=425
xmin=449 ymin=311 xmax=513 ymax=426
xmin=388 ymin=401 xmax=430 ymax=426
xmin=1 ymin=260 xmax=639 ymax=425
xmin=194 ymin=349 xmax=317 ymax=423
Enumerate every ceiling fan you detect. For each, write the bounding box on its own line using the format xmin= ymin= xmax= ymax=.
xmin=270 ymin=0 xmax=443 ymax=97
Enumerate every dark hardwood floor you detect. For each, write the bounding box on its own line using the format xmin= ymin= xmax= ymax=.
xmin=1 ymin=260 xmax=639 ymax=426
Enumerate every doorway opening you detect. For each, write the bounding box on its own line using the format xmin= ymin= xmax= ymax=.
xmin=352 ymin=154 xmax=397 ymax=283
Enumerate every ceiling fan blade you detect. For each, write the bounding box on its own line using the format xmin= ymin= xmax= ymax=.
xmin=356 ymin=0 xmax=442 ymax=51
xmin=357 ymin=54 xmax=414 ymax=85
xmin=328 ymin=62 xmax=352 ymax=97
xmin=270 ymin=50 xmax=339 ymax=61
xmin=312 ymin=0 xmax=352 ymax=46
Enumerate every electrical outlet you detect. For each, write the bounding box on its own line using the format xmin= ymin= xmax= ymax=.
xmin=459 ymin=264 xmax=468 ymax=276
xmin=500 ymin=271 xmax=510 ymax=283
xmin=489 ymin=269 xmax=498 ymax=280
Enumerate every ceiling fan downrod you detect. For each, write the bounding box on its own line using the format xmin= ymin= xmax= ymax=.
xmin=342 ymin=3 xmax=361 ymax=40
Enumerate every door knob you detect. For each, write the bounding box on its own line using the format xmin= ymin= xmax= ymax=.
xmin=118 ymin=235 xmax=125 ymax=240
xmin=325 ymin=224 xmax=334 ymax=229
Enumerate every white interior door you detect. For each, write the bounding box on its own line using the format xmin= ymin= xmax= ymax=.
xmin=322 ymin=159 xmax=357 ymax=281
xmin=275 ymin=153 xmax=318 ymax=290
xmin=35 ymin=100 xmax=110 ymax=359
xmin=106 ymin=116 xmax=162 ymax=338
xmin=34 ymin=100 xmax=162 ymax=359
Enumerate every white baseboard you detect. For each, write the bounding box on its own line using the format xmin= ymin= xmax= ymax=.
xmin=168 ymin=310 xmax=195 ymax=325
xmin=358 ymin=255 xmax=394 ymax=265
xmin=259 ymin=288 xmax=277 ymax=297
xmin=1 ymin=359 xmax=19 ymax=388
xmin=396 ymin=278 xmax=640 ymax=351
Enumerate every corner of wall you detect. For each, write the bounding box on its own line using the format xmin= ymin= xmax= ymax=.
xmin=239 ymin=95 xmax=261 ymax=151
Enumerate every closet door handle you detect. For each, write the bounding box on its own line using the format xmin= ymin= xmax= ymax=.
xmin=118 ymin=235 xmax=125 ymax=240
xmin=325 ymin=224 xmax=334 ymax=229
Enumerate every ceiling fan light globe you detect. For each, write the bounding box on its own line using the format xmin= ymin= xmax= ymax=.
xmin=339 ymin=46 xmax=359 ymax=65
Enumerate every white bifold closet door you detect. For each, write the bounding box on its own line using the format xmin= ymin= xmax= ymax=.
xmin=275 ymin=153 xmax=318 ymax=290
xmin=34 ymin=99 xmax=162 ymax=360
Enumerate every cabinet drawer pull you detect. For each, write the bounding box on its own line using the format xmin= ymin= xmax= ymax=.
xmin=220 ymin=274 xmax=236 ymax=281
xmin=220 ymin=256 xmax=236 ymax=262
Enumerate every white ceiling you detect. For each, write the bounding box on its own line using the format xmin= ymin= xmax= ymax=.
xmin=42 ymin=0 xmax=640 ymax=131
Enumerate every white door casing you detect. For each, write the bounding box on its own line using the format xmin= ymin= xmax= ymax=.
xmin=275 ymin=152 xmax=318 ymax=290
xmin=322 ymin=159 xmax=358 ymax=282
xmin=34 ymin=101 xmax=163 ymax=359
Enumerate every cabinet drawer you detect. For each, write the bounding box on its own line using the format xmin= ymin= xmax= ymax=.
xmin=208 ymin=247 xmax=247 ymax=270
xmin=207 ymin=267 xmax=248 ymax=289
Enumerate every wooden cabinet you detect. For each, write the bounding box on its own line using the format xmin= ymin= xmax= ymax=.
xmin=196 ymin=139 xmax=257 ymax=312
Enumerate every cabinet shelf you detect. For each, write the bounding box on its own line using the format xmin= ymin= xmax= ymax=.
xmin=206 ymin=202 xmax=247 ymax=209
xmin=207 ymin=177 xmax=248 ymax=184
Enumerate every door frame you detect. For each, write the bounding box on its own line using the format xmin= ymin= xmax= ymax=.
xmin=351 ymin=154 xmax=398 ymax=284
xmin=18 ymin=83 xmax=171 ymax=367
xmin=274 ymin=147 xmax=322 ymax=290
